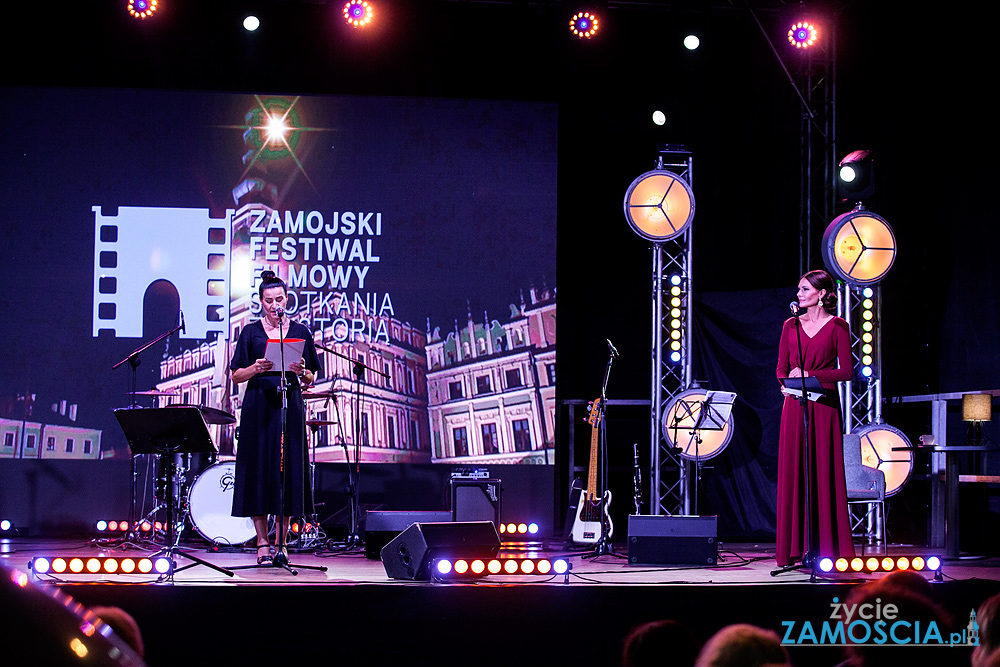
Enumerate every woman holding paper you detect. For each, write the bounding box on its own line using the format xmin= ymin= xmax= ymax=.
xmin=775 ymin=269 xmax=855 ymax=567
xmin=230 ymin=270 xmax=320 ymax=564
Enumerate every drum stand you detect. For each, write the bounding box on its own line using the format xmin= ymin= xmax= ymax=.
xmin=113 ymin=407 xmax=235 ymax=582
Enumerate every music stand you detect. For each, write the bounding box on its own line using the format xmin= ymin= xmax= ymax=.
xmin=114 ymin=407 xmax=234 ymax=581
xmin=686 ymin=390 xmax=736 ymax=515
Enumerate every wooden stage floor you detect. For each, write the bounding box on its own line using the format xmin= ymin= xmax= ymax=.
xmin=3 ymin=535 xmax=1000 ymax=666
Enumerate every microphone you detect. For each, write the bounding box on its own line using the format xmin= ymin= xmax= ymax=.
xmin=607 ymin=338 xmax=620 ymax=358
xmin=275 ymin=307 xmax=285 ymax=320
xmin=789 ymin=301 xmax=805 ymax=317
xmin=180 ymin=311 xmax=186 ymax=335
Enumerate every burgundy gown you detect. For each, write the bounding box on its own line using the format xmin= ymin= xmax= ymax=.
xmin=775 ymin=315 xmax=855 ymax=566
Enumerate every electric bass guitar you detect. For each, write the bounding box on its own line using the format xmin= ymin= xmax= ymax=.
xmin=571 ymin=398 xmax=613 ymax=544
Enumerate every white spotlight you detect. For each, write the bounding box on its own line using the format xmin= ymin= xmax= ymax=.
xmin=652 ymin=110 xmax=666 ymax=126
xmin=683 ymin=34 xmax=700 ymax=50
xmin=243 ymin=15 xmax=260 ymax=31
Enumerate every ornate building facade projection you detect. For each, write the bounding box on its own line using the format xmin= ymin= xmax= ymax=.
xmin=425 ymin=287 xmax=555 ymax=465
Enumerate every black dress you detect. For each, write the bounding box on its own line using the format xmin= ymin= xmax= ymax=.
xmin=230 ymin=319 xmax=320 ymax=517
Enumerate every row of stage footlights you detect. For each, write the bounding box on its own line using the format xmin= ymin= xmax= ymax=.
xmin=28 ymin=556 xmax=174 ymax=576
xmin=816 ymin=555 xmax=942 ymax=574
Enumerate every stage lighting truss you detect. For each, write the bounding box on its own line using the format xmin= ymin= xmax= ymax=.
xmin=840 ymin=283 xmax=884 ymax=431
xmin=822 ymin=208 xmax=897 ymax=287
xmin=661 ymin=388 xmax=734 ymax=462
xmin=344 ymin=1 xmax=373 ymax=27
xmin=816 ymin=555 xmax=942 ymax=579
xmin=29 ymin=556 xmax=175 ymax=578
xmin=624 ymin=149 xmax=696 ymax=517
xmin=127 ymin=0 xmax=158 ymax=20
xmin=787 ymin=21 xmax=817 ymax=48
xmin=431 ymin=557 xmax=571 ymax=580
xmin=853 ymin=422 xmax=914 ymax=497
xmin=569 ymin=12 xmax=600 ymax=39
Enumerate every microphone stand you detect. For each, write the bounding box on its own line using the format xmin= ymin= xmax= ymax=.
xmin=771 ymin=306 xmax=815 ymax=577
xmin=230 ymin=312 xmax=326 ymax=575
xmin=101 ymin=314 xmax=184 ymax=551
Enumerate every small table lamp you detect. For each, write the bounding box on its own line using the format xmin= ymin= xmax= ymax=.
xmin=962 ymin=393 xmax=992 ymax=447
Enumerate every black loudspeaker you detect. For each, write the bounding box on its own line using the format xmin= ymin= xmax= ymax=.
xmin=380 ymin=521 xmax=501 ymax=580
xmin=363 ymin=510 xmax=452 ymax=559
xmin=627 ymin=515 xmax=718 ymax=565
xmin=450 ymin=478 xmax=501 ymax=525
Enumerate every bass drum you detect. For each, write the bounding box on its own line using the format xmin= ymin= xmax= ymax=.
xmin=187 ymin=462 xmax=256 ymax=546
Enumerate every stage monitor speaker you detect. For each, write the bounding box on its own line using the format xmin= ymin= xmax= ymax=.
xmin=627 ymin=515 xmax=717 ymax=565
xmin=380 ymin=521 xmax=501 ymax=580
xmin=363 ymin=510 xmax=451 ymax=560
xmin=450 ymin=478 xmax=501 ymax=526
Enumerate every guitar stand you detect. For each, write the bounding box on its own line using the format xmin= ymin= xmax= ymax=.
xmin=583 ymin=341 xmax=624 ymax=560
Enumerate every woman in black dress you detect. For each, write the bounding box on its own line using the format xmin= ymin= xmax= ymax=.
xmin=230 ymin=271 xmax=320 ymax=564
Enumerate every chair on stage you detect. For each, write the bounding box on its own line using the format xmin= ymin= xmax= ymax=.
xmin=843 ymin=432 xmax=887 ymax=553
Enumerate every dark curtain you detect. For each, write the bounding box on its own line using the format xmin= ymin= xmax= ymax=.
xmin=689 ymin=288 xmax=790 ymax=540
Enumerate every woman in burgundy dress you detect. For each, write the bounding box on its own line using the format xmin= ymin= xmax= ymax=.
xmin=775 ymin=269 xmax=855 ymax=567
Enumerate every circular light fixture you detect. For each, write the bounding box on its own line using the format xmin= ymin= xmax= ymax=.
xmin=853 ymin=422 xmax=913 ymax=497
xmin=127 ymin=0 xmax=158 ymax=20
xmin=661 ymin=388 xmax=734 ymax=461
xmin=623 ymin=170 xmax=696 ymax=242
xmin=344 ymin=1 xmax=373 ymax=27
xmin=822 ymin=210 xmax=897 ymax=286
xmin=243 ymin=15 xmax=260 ymax=31
xmin=569 ymin=12 xmax=600 ymax=39
xmin=787 ymin=21 xmax=817 ymax=48
xmin=652 ymin=110 xmax=666 ymax=126
xmin=683 ymin=34 xmax=700 ymax=50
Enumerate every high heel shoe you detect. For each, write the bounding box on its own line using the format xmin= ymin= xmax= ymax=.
xmin=256 ymin=543 xmax=272 ymax=565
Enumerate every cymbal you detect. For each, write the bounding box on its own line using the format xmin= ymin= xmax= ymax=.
xmin=133 ymin=390 xmax=180 ymax=396
xmin=302 ymin=391 xmax=337 ymax=400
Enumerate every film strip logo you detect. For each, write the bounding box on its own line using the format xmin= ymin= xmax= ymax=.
xmin=92 ymin=206 xmax=232 ymax=339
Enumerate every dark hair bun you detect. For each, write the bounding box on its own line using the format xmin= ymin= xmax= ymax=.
xmin=260 ymin=270 xmax=276 ymax=281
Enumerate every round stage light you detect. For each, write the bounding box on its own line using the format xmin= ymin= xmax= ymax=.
xmin=683 ymin=34 xmax=700 ymax=50
xmin=912 ymin=556 xmax=926 ymax=570
xmin=881 ymin=557 xmax=894 ymax=571
xmin=154 ymin=558 xmax=172 ymax=574
xmin=52 ymin=558 xmax=67 ymax=573
xmin=850 ymin=558 xmax=864 ymax=572
xmin=128 ymin=0 xmax=159 ymax=20
xmin=537 ymin=559 xmax=552 ymax=574
xmin=652 ymin=110 xmax=666 ymax=126
xmin=96 ymin=521 xmax=108 ymax=532
xmin=436 ymin=560 xmax=452 ymax=575
xmin=866 ymin=557 xmax=880 ymax=571
xmin=504 ymin=560 xmax=519 ymax=574
xmin=835 ymin=558 xmax=849 ymax=572
xmin=103 ymin=559 xmax=119 ymax=573
xmin=69 ymin=558 xmax=85 ymax=573
xmin=787 ymin=21 xmax=817 ymax=48
xmin=517 ymin=523 xmax=528 ymax=534
xmin=528 ymin=523 xmax=539 ymax=534
xmin=487 ymin=560 xmax=502 ymax=574
xmin=896 ymin=557 xmax=910 ymax=570
xmin=32 ymin=558 xmax=51 ymax=574
xmin=0 ymin=519 xmax=10 ymax=531
xmin=553 ymin=559 xmax=570 ymax=574
xmin=624 ymin=170 xmax=695 ymax=242
xmin=840 ymin=164 xmax=858 ymax=183
xmin=344 ymin=1 xmax=373 ymax=27
xmin=927 ymin=556 xmax=941 ymax=571
xmin=470 ymin=560 xmax=486 ymax=574
xmin=661 ymin=388 xmax=734 ymax=461
xmin=853 ymin=422 xmax=914 ymax=496
xmin=454 ymin=560 xmax=469 ymax=574
xmin=243 ymin=15 xmax=260 ymax=31
xmin=120 ymin=558 xmax=137 ymax=573
xmin=818 ymin=558 xmax=834 ymax=572
xmin=86 ymin=558 xmax=101 ymax=574
xmin=569 ymin=12 xmax=600 ymax=39
xmin=137 ymin=558 xmax=153 ymax=573
xmin=822 ymin=209 xmax=897 ymax=286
